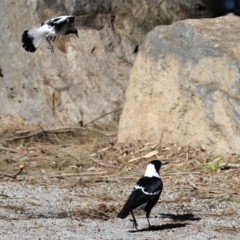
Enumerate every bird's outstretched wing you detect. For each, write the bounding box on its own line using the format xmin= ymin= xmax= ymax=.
xmin=117 ymin=177 xmax=162 ymax=218
xmin=48 ymin=35 xmax=71 ymax=52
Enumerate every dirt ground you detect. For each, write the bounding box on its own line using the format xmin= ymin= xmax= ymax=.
xmin=0 ymin=116 xmax=240 ymax=239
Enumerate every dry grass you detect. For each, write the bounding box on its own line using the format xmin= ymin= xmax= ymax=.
xmin=0 ymin=118 xmax=240 ymax=202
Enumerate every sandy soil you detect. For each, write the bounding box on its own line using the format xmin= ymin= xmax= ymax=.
xmin=0 ymin=119 xmax=240 ymax=239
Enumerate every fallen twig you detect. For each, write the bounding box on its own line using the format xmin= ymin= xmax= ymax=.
xmin=83 ymin=109 xmax=120 ymax=127
xmin=0 ymin=165 xmax=24 ymax=179
xmin=160 ymin=198 xmax=192 ymax=204
xmin=220 ymin=163 xmax=240 ymax=169
xmin=162 ymin=171 xmax=200 ymax=176
xmin=128 ymin=150 xmax=159 ymax=162
xmin=0 ymin=147 xmax=22 ymax=153
xmin=15 ymin=129 xmax=31 ymax=135
xmin=91 ymin=158 xmax=121 ymax=169
xmin=188 ymin=180 xmax=198 ymax=190
xmin=6 ymin=126 xmax=115 ymax=142
xmin=97 ymin=146 xmax=113 ymax=153
xmin=46 ymin=171 xmax=110 ymax=178
xmin=78 ymin=192 xmax=113 ymax=201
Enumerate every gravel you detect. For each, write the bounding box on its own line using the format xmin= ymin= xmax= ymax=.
xmin=1 ymin=179 xmax=240 ymax=240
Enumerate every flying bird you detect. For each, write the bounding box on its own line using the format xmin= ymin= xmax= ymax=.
xmin=22 ymin=15 xmax=79 ymax=53
xmin=117 ymin=160 xmax=167 ymax=229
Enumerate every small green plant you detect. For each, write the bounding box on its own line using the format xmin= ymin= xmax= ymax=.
xmin=201 ymin=157 xmax=221 ymax=173
xmin=217 ymin=193 xmax=231 ymax=201
xmin=232 ymin=197 xmax=240 ymax=202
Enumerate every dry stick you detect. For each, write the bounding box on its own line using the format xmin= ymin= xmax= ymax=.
xmin=29 ymin=172 xmax=133 ymax=180
xmin=25 ymin=170 xmax=80 ymax=178
xmin=91 ymin=158 xmax=120 ymax=169
xmin=7 ymin=126 xmax=113 ymax=142
xmin=220 ymin=163 xmax=240 ymax=168
xmin=162 ymin=171 xmax=200 ymax=176
xmin=85 ymin=127 xmax=115 ymax=136
xmin=38 ymin=124 xmax=48 ymax=142
xmin=46 ymin=172 xmax=110 ymax=178
xmin=0 ymin=147 xmax=22 ymax=153
xmin=0 ymin=165 xmax=24 ymax=179
xmin=15 ymin=129 xmax=31 ymax=135
xmin=6 ymin=130 xmax=46 ymax=141
xmin=6 ymin=128 xmax=79 ymax=142
xmin=83 ymin=109 xmax=121 ymax=127
xmin=160 ymin=198 xmax=192 ymax=204
xmin=188 ymin=180 xmax=198 ymax=190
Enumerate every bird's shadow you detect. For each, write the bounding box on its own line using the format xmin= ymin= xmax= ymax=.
xmin=129 ymin=213 xmax=201 ymax=233
xmin=129 ymin=223 xmax=187 ymax=232
xmin=160 ymin=213 xmax=201 ymax=222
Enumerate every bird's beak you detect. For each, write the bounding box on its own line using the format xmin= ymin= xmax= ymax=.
xmin=161 ymin=161 xmax=168 ymax=166
xmin=75 ymin=32 xmax=79 ymax=38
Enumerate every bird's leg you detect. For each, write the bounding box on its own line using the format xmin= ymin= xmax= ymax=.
xmin=130 ymin=211 xmax=138 ymax=230
xmin=147 ymin=217 xmax=151 ymax=229
xmin=46 ymin=36 xmax=54 ymax=53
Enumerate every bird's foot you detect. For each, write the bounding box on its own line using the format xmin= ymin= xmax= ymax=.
xmin=46 ymin=37 xmax=54 ymax=53
xmin=130 ymin=218 xmax=138 ymax=230
xmin=47 ymin=44 xmax=54 ymax=53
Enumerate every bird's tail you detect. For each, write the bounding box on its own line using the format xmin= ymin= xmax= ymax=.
xmin=117 ymin=207 xmax=130 ymax=219
xmin=22 ymin=28 xmax=45 ymax=53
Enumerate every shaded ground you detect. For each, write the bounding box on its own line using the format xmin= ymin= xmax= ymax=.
xmin=0 ymin=117 xmax=240 ymax=239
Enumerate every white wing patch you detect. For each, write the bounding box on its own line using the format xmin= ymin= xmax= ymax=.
xmin=134 ymin=184 xmax=160 ymax=195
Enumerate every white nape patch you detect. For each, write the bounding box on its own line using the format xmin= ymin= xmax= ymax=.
xmin=134 ymin=185 xmax=160 ymax=195
xmin=144 ymin=163 xmax=160 ymax=178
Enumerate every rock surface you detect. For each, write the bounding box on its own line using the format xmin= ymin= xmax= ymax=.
xmin=118 ymin=16 xmax=240 ymax=155
xmin=0 ymin=0 xmax=206 ymax=126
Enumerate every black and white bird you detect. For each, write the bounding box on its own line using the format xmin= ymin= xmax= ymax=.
xmin=117 ymin=160 xmax=167 ymax=229
xmin=22 ymin=15 xmax=79 ymax=53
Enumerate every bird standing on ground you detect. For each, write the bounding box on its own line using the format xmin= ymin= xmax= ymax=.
xmin=117 ymin=160 xmax=167 ymax=229
xmin=22 ymin=15 xmax=79 ymax=53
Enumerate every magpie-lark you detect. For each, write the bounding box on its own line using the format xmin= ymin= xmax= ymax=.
xmin=117 ymin=160 xmax=167 ymax=229
xmin=22 ymin=16 xmax=78 ymax=53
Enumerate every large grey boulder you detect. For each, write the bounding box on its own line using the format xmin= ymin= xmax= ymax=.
xmin=118 ymin=16 xmax=240 ymax=154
